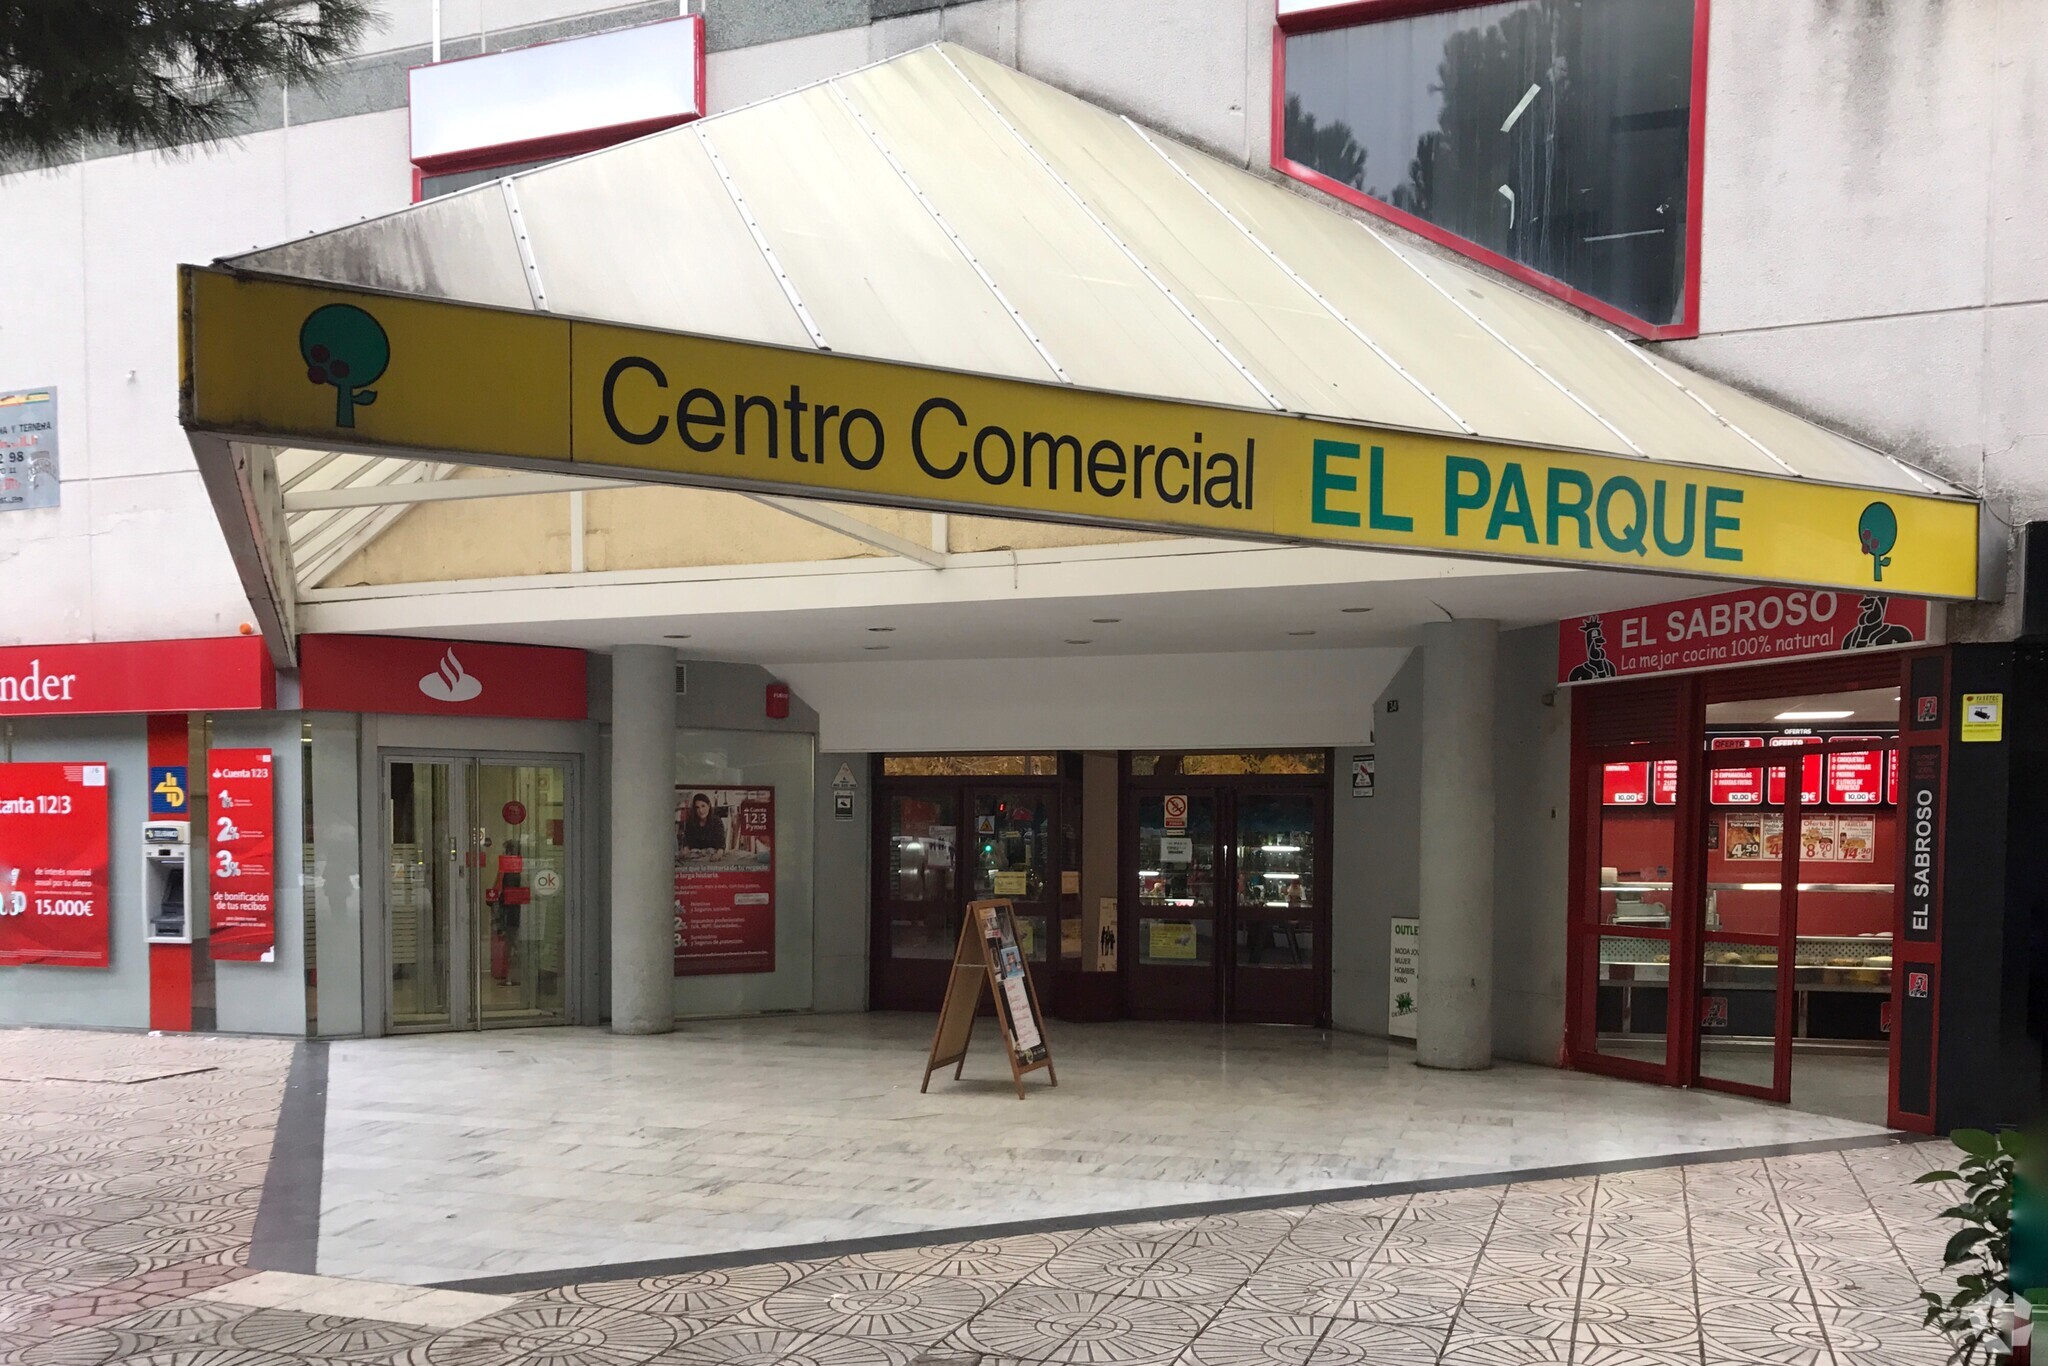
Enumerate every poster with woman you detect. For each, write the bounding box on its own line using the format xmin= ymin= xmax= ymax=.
xmin=673 ymin=786 xmax=775 ymax=976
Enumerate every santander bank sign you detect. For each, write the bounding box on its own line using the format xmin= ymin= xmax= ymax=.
xmin=1558 ymin=586 xmax=1930 ymax=684
xmin=0 ymin=638 xmax=274 ymax=716
xmin=299 ymin=635 xmax=586 ymax=720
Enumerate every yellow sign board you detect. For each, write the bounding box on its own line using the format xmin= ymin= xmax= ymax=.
xmin=1960 ymin=693 xmax=2004 ymax=743
xmin=180 ymin=267 xmax=1982 ymax=598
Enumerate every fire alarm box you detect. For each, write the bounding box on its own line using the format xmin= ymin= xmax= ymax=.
xmin=766 ymin=681 xmax=791 ymax=720
xmin=142 ymin=821 xmax=191 ymax=944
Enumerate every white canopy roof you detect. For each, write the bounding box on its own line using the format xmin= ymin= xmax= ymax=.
xmin=229 ymin=43 xmax=1955 ymax=510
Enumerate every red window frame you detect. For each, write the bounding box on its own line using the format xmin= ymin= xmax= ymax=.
xmin=1270 ymin=0 xmax=1711 ymax=340
xmin=407 ymin=14 xmax=707 ymax=203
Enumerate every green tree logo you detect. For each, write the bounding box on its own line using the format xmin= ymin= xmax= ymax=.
xmin=1395 ymin=992 xmax=1414 ymax=1015
xmin=1857 ymin=502 xmax=1899 ymax=582
xmin=300 ymin=304 xmax=388 ymax=428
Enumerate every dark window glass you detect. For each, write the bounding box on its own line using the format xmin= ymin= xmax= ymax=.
xmin=1282 ymin=0 xmax=1696 ymax=329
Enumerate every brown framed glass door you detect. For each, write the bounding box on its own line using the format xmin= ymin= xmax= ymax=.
xmin=1128 ymin=788 xmax=1222 ymax=1020
xmin=873 ymin=785 xmax=960 ymax=1012
xmin=1226 ymin=790 xmax=1326 ymax=1025
xmin=967 ymin=787 xmax=1056 ymax=974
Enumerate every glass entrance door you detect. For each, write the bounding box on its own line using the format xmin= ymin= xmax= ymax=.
xmin=1131 ymin=789 xmax=1221 ymax=1020
xmin=1228 ymin=792 xmax=1323 ymax=1025
xmin=385 ymin=756 xmax=572 ymax=1032
xmin=1694 ymin=751 xmax=1797 ymax=1101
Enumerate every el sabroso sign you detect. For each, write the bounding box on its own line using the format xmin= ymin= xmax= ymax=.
xmin=181 ymin=267 xmax=1981 ymax=598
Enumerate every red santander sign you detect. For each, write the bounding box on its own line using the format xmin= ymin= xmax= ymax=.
xmin=0 ymin=637 xmax=273 ymax=716
xmin=1560 ymin=587 xmax=1928 ymax=684
xmin=300 ymin=634 xmax=587 ymax=719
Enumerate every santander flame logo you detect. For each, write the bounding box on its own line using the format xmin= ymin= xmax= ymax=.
xmin=417 ymin=647 xmax=483 ymax=704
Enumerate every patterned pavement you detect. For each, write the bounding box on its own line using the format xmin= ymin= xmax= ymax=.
xmin=0 ymin=1027 xmax=1962 ymax=1365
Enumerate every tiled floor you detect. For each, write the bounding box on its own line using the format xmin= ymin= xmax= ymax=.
xmin=322 ymin=1016 xmax=1887 ymax=1285
xmin=2 ymin=1024 xmax=1960 ymax=1365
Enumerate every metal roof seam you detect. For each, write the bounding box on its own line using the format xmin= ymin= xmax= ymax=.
xmin=932 ymin=46 xmax=1284 ymax=412
xmin=825 ymin=80 xmax=1069 ymax=386
xmin=1356 ymin=221 xmax=1647 ymax=459
xmin=498 ymin=178 xmax=551 ymax=313
xmin=1602 ymin=331 xmax=1799 ymax=478
xmin=1119 ymin=116 xmax=1474 ymax=438
xmin=695 ymin=125 xmax=829 ymax=351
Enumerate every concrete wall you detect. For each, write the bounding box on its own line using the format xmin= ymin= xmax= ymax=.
xmin=1330 ymin=651 xmax=1419 ymax=1037
xmin=0 ymin=717 xmax=151 ymax=1028
xmin=777 ymin=649 xmax=1405 ymax=753
xmin=814 ymin=751 xmax=870 ymax=1013
xmin=1491 ymin=625 xmax=1570 ymax=1066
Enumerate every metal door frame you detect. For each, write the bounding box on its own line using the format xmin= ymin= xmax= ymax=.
xmin=379 ymin=748 xmax=581 ymax=1033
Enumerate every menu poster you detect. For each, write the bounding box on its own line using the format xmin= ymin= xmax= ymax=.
xmin=1709 ymin=737 xmax=1765 ymax=805
xmin=1724 ymin=816 xmax=1765 ymax=861
xmin=1836 ymin=816 xmax=1877 ymax=863
xmin=1652 ymin=760 xmax=1678 ymax=806
xmin=1601 ymin=762 xmax=1651 ymax=806
xmin=978 ymin=902 xmax=1048 ymax=1065
xmin=1766 ymin=736 xmax=1824 ymax=806
xmin=1799 ymin=818 xmax=1840 ymax=862
xmin=1826 ymin=741 xmax=1886 ymax=806
xmin=208 ymin=749 xmax=276 ymax=962
xmin=674 ymin=786 xmax=775 ymax=976
xmin=1762 ymin=815 xmax=1785 ymax=860
xmin=0 ymin=762 xmax=110 ymax=967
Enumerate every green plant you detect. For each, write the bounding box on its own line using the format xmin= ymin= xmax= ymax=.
xmin=1919 ymin=1128 xmax=2025 ymax=1365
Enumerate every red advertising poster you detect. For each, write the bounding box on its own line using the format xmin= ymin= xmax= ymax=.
xmin=0 ymin=762 xmax=110 ymax=967
xmin=1652 ymin=760 xmax=1678 ymax=806
xmin=1559 ymin=588 xmax=1928 ymax=684
xmin=1601 ymin=761 xmax=1651 ymax=806
xmin=1709 ymin=737 xmax=1765 ymax=806
xmin=1766 ymin=736 xmax=1824 ymax=806
xmin=208 ymin=748 xmax=276 ymax=962
xmin=1828 ymin=740 xmax=1887 ymax=805
xmin=1887 ymin=749 xmax=1900 ymax=805
xmin=674 ymin=785 xmax=775 ymax=976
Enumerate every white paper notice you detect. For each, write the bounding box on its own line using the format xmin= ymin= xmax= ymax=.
xmin=1004 ymin=976 xmax=1042 ymax=1053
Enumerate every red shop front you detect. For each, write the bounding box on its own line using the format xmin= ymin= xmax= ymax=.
xmin=1559 ymin=587 xmax=1946 ymax=1132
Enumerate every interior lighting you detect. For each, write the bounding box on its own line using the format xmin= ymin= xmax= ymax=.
xmin=863 ymin=645 xmax=890 ymax=651
xmin=1341 ymin=607 xmax=1373 ymax=614
xmin=1774 ymin=709 xmax=1854 ymax=720
xmin=1065 ymin=638 xmax=1093 ymax=645
xmin=1288 ymin=630 xmax=1317 ymax=637
xmin=1261 ymin=844 xmax=1301 ymax=853
xmin=1263 ymin=871 xmax=1301 ymax=879
xmin=1092 ymin=618 xmax=1121 ymax=624
xmin=867 ymin=626 xmax=895 ymax=633
xmin=662 ymin=633 xmax=691 ymax=639
xmin=1138 ymin=869 xmax=1161 ymax=877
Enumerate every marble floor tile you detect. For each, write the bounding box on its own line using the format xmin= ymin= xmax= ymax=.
xmin=319 ymin=1017 xmax=1882 ymax=1284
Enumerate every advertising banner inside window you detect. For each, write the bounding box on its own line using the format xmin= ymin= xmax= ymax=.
xmin=208 ymin=748 xmax=276 ymax=962
xmin=674 ymin=786 xmax=775 ymax=976
xmin=0 ymin=762 xmax=110 ymax=967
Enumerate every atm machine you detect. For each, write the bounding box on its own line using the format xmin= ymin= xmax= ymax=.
xmin=142 ymin=821 xmax=191 ymax=943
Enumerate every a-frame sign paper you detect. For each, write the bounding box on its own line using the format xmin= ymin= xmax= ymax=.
xmin=921 ymin=899 xmax=1056 ymax=1100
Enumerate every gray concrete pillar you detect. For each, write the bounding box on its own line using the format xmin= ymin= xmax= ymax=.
xmin=1416 ymin=618 xmax=1497 ymax=1070
xmin=610 ymin=644 xmax=677 ymax=1034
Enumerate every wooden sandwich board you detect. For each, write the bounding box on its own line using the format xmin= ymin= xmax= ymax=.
xmin=921 ymin=898 xmax=1057 ymax=1100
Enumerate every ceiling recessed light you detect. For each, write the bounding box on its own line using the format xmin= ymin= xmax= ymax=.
xmin=662 ymin=633 xmax=692 ymax=639
xmin=1288 ymin=630 xmax=1316 ymax=637
xmin=1091 ymin=618 xmax=1121 ymax=624
xmin=867 ymin=626 xmax=895 ymax=633
xmin=1065 ymin=638 xmax=1093 ymax=645
xmin=1340 ymin=607 xmax=1374 ymax=614
xmin=1774 ymin=709 xmax=1854 ymax=720
xmin=862 ymin=644 xmax=891 ymax=651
